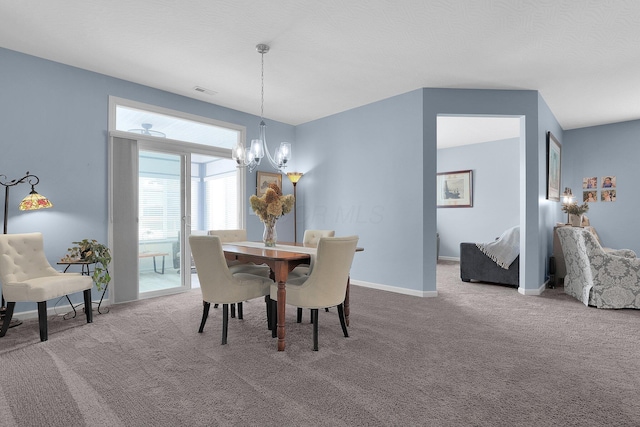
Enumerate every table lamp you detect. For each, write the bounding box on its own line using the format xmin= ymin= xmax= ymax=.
xmin=561 ymin=187 xmax=573 ymax=224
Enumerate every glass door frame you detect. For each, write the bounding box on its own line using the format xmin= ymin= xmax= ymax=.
xmin=138 ymin=141 xmax=190 ymax=296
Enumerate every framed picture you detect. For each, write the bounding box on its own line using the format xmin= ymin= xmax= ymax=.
xmin=582 ymin=176 xmax=597 ymax=189
xmin=436 ymin=170 xmax=473 ymax=208
xmin=546 ymin=131 xmax=561 ymax=201
xmin=256 ymin=171 xmax=282 ymax=196
xmin=600 ymin=175 xmax=616 ymax=188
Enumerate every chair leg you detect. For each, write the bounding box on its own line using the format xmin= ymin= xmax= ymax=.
xmin=311 ymin=309 xmax=319 ymax=351
xmin=0 ymin=302 xmax=15 ymax=337
xmin=297 ymin=307 xmax=302 ymax=323
xmin=231 ymin=303 xmax=236 ymax=318
xmin=337 ymin=303 xmax=349 ymax=338
xmin=265 ymin=296 xmax=272 ymax=330
xmin=199 ymin=301 xmax=210 ymax=333
xmin=83 ymin=289 xmax=93 ymax=323
xmin=271 ymin=299 xmax=277 ymax=338
xmin=38 ymin=301 xmax=48 ymax=342
xmin=237 ymin=302 xmax=243 ymax=319
xmin=222 ymin=304 xmax=229 ymax=345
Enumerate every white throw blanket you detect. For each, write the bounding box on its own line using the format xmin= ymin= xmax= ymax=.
xmin=475 ymin=226 xmax=520 ymax=269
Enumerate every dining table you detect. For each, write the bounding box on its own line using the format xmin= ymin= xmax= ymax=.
xmin=222 ymin=241 xmax=361 ymax=351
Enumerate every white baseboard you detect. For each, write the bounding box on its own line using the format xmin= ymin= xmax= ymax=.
xmin=518 ymin=280 xmax=547 ymax=296
xmin=6 ymin=300 xmax=108 ymax=322
xmin=351 ymin=280 xmax=438 ymax=298
xmin=438 ymin=256 xmax=460 ymax=262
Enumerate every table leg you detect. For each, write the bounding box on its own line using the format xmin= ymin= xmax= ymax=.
xmin=274 ymin=260 xmax=288 ymax=351
xmin=344 ymin=276 xmax=351 ymax=327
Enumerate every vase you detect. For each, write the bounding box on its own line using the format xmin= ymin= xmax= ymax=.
xmin=263 ymin=217 xmax=278 ymax=247
xmin=569 ymin=214 xmax=583 ymax=227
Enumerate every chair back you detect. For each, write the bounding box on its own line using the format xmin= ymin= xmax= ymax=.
xmin=0 ymin=233 xmax=59 ymax=284
xmin=302 ymin=230 xmax=335 ymax=247
xmin=297 ymin=235 xmax=358 ymax=308
xmin=208 ymin=229 xmax=247 ymax=242
xmin=189 ymin=235 xmax=260 ymax=304
xmin=556 ymin=227 xmax=595 ymax=304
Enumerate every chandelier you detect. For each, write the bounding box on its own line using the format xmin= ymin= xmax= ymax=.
xmin=232 ymin=44 xmax=291 ymax=173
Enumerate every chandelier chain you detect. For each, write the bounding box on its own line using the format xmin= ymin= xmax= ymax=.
xmin=260 ymin=51 xmax=265 ymax=121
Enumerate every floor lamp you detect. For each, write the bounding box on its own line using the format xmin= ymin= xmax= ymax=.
xmin=286 ymin=172 xmax=303 ymax=243
xmin=0 ymin=171 xmax=53 ymax=329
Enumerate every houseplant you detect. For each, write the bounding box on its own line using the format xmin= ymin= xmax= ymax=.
xmin=249 ymin=183 xmax=295 ymax=246
xmin=561 ymin=202 xmax=589 ymax=226
xmin=60 ymin=239 xmax=112 ymax=291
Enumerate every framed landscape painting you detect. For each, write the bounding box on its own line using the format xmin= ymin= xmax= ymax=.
xmin=256 ymin=171 xmax=282 ymax=196
xmin=437 ymin=170 xmax=473 ymax=208
xmin=546 ymin=131 xmax=561 ymax=201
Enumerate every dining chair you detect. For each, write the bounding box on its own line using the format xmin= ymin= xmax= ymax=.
xmin=189 ymin=235 xmax=273 ymax=345
xmin=269 ymin=235 xmax=358 ymax=351
xmin=207 ymin=229 xmax=271 ymax=318
xmin=0 ymin=233 xmax=94 ymax=342
xmin=289 ymin=229 xmax=335 ymax=321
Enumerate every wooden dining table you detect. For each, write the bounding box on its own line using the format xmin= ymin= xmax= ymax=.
xmin=222 ymin=241 xmax=360 ymax=351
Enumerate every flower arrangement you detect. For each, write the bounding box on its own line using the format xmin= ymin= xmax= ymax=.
xmin=250 ymin=183 xmax=294 ymax=246
xmin=249 ymin=183 xmax=295 ymax=222
xmin=61 ymin=239 xmax=112 ymax=291
xmin=561 ymin=202 xmax=589 ymax=216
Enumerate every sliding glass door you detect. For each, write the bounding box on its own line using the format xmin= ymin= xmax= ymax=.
xmin=137 ymin=147 xmax=240 ymax=296
xmin=138 ymin=149 xmax=185 ymax=294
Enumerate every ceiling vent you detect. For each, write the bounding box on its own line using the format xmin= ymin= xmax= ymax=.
xmin=193 ymin=86 xmax=217 ymax=96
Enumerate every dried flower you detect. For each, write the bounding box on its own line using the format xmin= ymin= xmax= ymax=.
xmin=561 ymin=202 xmax=589 ymax=216
xmin=250 ymin=184 xmax=294 ymax=223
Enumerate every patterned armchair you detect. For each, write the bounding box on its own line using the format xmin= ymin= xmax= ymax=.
xmin=556 ymin=227 xmax=639 ymax=309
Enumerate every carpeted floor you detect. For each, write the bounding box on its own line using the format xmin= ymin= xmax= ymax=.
xmin=1 ymin=261 xmax=640 ymax=426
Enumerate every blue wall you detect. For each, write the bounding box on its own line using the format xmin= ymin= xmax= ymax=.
xmin=438 ymin=138 xmax=520 ymax=258
xmin=2 ymin=46 xmax=585 ymax=313
xmin=0 ymin=47 xmax=295 ymax=314
xmin=295 ymin=90 xmax=426 ymax=293
xmin=564 ymin=120 xmax=640 ymax=254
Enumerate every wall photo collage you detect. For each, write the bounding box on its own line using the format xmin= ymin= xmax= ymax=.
xmin=582 ymin=176 xmax=617 ymax=203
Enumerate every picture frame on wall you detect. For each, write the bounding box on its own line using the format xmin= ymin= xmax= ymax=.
xmin=436 ymin=170 xmax=473 ymax=208
xmin=546 ymin=131 xmax=561 ymax=201
xmin=256 ymin=171 xmax=282 ymax=196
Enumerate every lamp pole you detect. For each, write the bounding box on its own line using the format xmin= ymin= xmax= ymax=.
xmin=286 ymin=172 xmax=303 ymax=243
xmin=0 ymin=171 xmax=53 ymax=328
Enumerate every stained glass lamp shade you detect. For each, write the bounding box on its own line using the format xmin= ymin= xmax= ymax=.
xmin=18 ymin=187 xmax=53 ymax=211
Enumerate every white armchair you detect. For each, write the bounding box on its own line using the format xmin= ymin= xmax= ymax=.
xmin=556 ymin=227 xmax=639 ymax=309
xmin=189 ymin=235 xmax=274 ymax=344
xmin=269 ymin=235 xmax=358 ymax=350
xmin=0 ymin=233 xmax=93 ymax=341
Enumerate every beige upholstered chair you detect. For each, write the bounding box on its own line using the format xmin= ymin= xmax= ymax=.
xmin=207 ymin=229 xmax=271 ymax=317
xmin=289 ymin=229 xmax=335 ymax=278
xmin=289 ymin=230 xmax=336 ymax=321
xmin=189 ymin=235 xmax=273 ymax=344
xmin=556 ymin=227 xmax=639 ymax=308
xmin=270 ymin=235 xmax=358 ymax=351
xmin=207 ymin=229 xmax=270 ymax=275
xmin=0 ymin=233 xmax=93 ymax=342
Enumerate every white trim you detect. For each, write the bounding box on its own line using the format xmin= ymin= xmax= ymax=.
xmin=438 ymin=256 xmax=460 ymax=262
xmin=8 ymin=300 xmax=109 ymax=322
xmin=518 ymin=280 xmax=547 ymax=295
xmin=351 ymin=280 xmax=438 ymax=298
xmin=108 ymin=96 xmax=247 ymax=139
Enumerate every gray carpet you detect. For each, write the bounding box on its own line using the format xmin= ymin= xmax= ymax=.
xmin=2 ymin=261 xmax=640 ymax=426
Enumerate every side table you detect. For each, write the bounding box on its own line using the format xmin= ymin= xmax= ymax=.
xmin=57 ymin=260 xmax=110 ymax=315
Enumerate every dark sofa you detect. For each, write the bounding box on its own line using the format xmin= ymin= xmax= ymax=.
xmin=459 ymin=242 xmax=519 ymax=287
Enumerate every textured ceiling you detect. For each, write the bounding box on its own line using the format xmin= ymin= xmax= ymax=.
xmin=1 ymin=0 xmax=639 ymax=134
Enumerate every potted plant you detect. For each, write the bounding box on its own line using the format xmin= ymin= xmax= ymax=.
xmin=61 ymin=239 xmax=112 ymax=291
xmin=561 ymin=202 xmax=589 ymax=227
